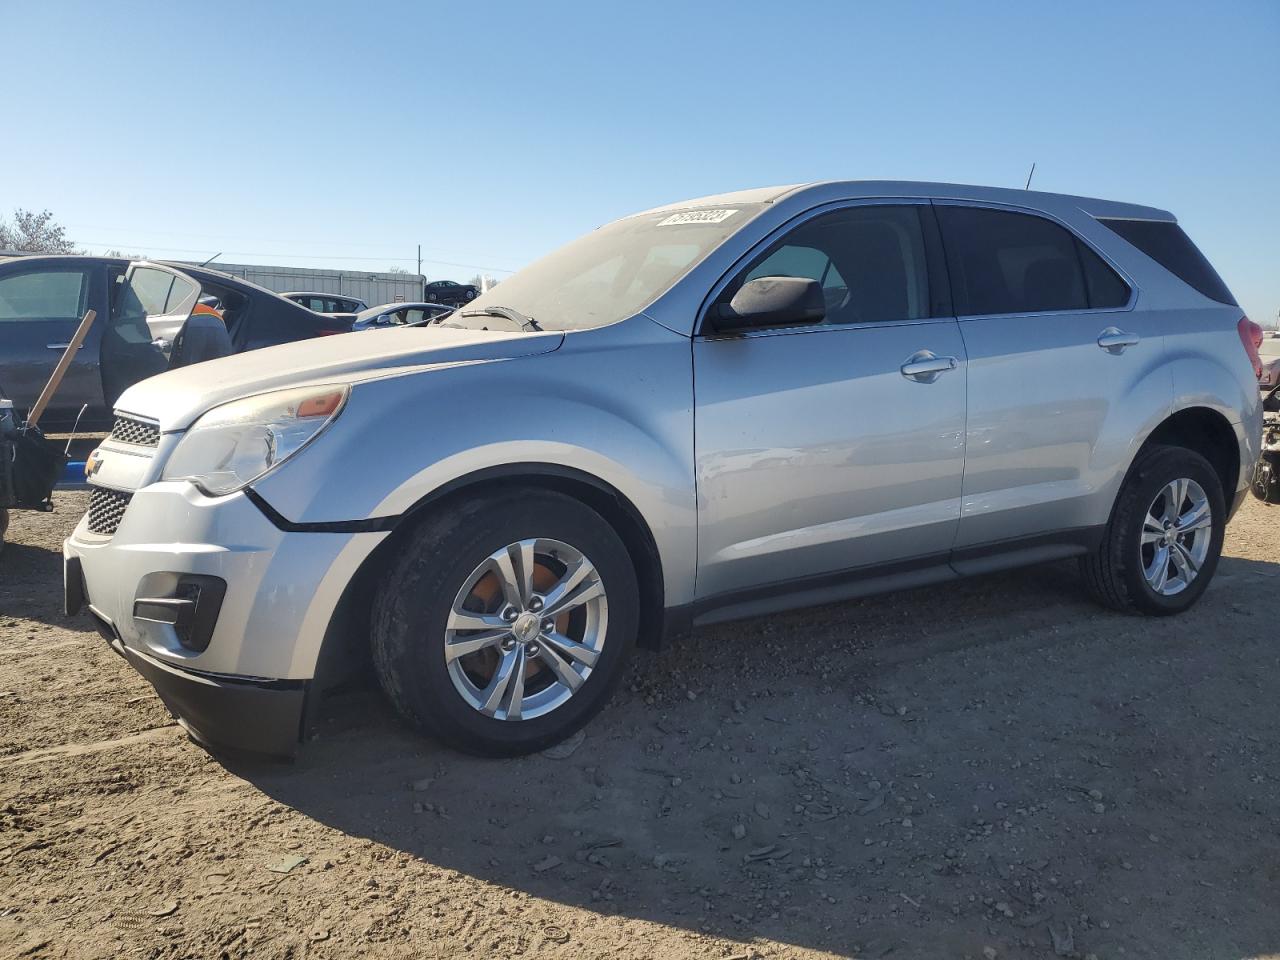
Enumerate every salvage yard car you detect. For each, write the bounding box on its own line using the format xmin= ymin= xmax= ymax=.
xmin=0 ymin=257 xmax=351 ymax=432
xmin=351 ymin=302 xmax=454 ymax=331
xmin=64 ymin=181 xmax=1262 ymax=758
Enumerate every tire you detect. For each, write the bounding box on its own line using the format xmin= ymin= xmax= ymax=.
xmin=1080 ymin=444 xmax=1226 ymax=616
xmin=371 ymin=490 xmax=638 ymax=756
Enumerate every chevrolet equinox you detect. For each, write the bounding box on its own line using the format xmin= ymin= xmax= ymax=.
xmin=64 ymin=182 xmax=1264 ymax=757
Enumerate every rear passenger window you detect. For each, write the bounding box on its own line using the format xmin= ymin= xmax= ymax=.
xmin=1097 ymin=218 xmax=1235 ymax=305
xmin=734 ymin=205 xmax=936 ymax=326
xmin=0 ymin=269 xmax=87 ymax=321
xmin=936 ymin=206 xmax=1128 ymax=315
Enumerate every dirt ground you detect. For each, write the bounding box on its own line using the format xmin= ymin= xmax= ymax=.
xmin=1 ymin=492 xmax=1278 ymax=960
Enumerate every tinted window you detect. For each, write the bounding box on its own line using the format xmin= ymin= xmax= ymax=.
xmin=125 ymin=267 xmax=175 ymax=317
xmin=1078 ymin=241 xmax=1131 ymax=308
xmin=0 ymin=269 xmax=87 ymax=321
xmin=937 ymin=206 xmax=1098 ymax=315
xmin=733 ymin=205 xmax=934 ymax=325
xmin=165 ymin=274 xmax=197 ymax=314
xmin=1098 ymin=218 xmax=1236 ymax=305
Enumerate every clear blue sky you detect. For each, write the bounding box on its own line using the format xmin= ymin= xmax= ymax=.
xmin=4 ymin=0 xmax=1277 ymax=322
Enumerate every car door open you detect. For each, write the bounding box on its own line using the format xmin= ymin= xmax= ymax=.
xmin=101 ymin=262 xmax=202 ymax=409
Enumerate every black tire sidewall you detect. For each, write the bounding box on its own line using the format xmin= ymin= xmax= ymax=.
xmin=372 ymin=492 xmax=638 ymax=756
xmin=1112 ymin=447 xmax=1226 ymax=615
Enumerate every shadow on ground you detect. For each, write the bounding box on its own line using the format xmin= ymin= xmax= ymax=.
xmin=238 ymin=556 xmax=1280 ymax=959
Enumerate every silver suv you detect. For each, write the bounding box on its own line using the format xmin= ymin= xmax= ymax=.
xmin=64 ymin=182 xmax=1263 ymax=758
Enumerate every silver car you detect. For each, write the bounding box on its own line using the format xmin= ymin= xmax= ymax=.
xmin=64 ymin=181 xmax=1263 ymax=758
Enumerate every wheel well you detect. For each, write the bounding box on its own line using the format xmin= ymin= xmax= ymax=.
xmin=1142 ymin=407 xmax=1240 ymax=498
xmin=320 ymin=468 xmax=668 ymax=688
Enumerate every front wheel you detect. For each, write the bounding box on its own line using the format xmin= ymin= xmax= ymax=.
xmin=371 ymin=490 xmax=638 ymax=756
xmin=1081 ymin=444 xmax=1225 ymax=615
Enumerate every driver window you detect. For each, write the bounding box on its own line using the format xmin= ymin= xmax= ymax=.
xmin=735 ymin=206 xmax=933 ymax=326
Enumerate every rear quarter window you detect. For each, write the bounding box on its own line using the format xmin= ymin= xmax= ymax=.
xmin=1098 ymin=218 xmax=1236 ymax=305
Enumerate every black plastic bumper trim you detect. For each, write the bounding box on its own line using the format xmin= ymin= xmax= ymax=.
xmin=245 ymin=487 xmax=397 ymax=534
xmin=116 ymin=643 xmax=307 ymax=759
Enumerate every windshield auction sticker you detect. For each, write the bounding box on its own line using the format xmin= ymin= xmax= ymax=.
xmin=657 ymin=209 xmax=739 ymax=226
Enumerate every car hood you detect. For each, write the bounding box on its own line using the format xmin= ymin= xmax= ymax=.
xmin=115 ymin=326 xmax=564 ymax=431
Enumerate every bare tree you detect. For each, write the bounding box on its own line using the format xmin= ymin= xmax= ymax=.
xmin=0 ymin=208 xmax=78 ymax=254
xmin=386 ymin=266 xmax=411 ymax=275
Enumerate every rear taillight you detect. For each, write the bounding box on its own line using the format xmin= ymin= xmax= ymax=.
xmin=1238 ymin=316 xmax=1263 ymax=379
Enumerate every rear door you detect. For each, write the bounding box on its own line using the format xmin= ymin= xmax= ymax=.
xmin=0 ymin=260 xmax=108 ymax=427
xmin=934 ymin=203 xmax=1142 ymax=554
xmin=101 ymin=263 xmax=201 ymax=408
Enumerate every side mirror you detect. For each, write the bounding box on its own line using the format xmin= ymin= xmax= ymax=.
xmin=712 ymin=276 xmax=825 ymax=333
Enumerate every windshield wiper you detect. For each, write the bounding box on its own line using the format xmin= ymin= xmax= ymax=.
xmin=459 ymin=305 xmax=542 ymax=332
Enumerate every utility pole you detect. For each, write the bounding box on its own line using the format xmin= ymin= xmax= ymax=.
xmin=417 ymin=244 xmax=424 ymax=298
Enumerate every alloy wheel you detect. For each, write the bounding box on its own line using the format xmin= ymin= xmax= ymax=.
xmin=444 ymin=538 xmax=608 ymax=720
xmin=1140 ymin=477 xmax=1212 ymax=596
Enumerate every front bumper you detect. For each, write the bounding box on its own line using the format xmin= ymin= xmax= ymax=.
xmin=93 ymin=609 xmax=306 ymax=757
xmin=65 ymin=480 xmax=387 ymax=756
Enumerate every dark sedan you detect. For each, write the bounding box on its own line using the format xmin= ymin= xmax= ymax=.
xmin=423 ymin=279 xmax=479 ymax=306
xmin=0 ymin=256 xmax=351 ymax=432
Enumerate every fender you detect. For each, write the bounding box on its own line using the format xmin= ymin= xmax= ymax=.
xmin=249 ymin=316 xmax=699 ymax=608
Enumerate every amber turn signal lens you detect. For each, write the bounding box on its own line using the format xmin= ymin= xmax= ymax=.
xmin=296 ymin=391 xmax=345 ymax=418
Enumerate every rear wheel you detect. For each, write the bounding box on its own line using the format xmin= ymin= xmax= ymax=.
xmin=371 ymin=490 xmax=638 ymax=756
xmin=1081 ymin=445 xmax=1225 ymax=615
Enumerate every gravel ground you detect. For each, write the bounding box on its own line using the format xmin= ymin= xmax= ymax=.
xmin=1 ymin=492 xmax=1278 ymax=960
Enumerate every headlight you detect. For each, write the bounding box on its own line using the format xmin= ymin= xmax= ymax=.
xmin=162 ymin=385 xmax=349 ymax=496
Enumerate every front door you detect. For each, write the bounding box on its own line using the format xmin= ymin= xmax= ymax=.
xmin=693 ymin=202 xmax=967 ymax=601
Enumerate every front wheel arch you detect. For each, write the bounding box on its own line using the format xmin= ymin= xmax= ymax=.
xmin=314 ymin=465 xmax=667 ymax=701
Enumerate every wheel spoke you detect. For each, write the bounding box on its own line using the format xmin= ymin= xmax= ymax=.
xmin=448 ymin=609 xmax=510 ymax=632
xmin=445 ymin=629 xmax=509 ymax=661
xmin=1177 ymin=500 xmax=1211 ymax=533
xmin=503 ymin=647 xmax=527 ymax=720
xmin=1172 ymin=541 xmax=1201 ymax=576
xmin=1148 ymin=545 xmax=1171 ymax=593
xmin=490 ymin=542 xmax=533 ymax=609
xmin=538 ymin=643 xmax=584 ymax=693
xmin=542 ymin=630 xmax=600 ymax=668
xmin=448 ymin=608 xmax=511 ymax=632
xmin=1165 ymin=479 xmax=1189 ymax=521
xmin=479 ymin=647 xmax=521 ymax=717
xmin=542 ymin=561 xmax=604 ymax=618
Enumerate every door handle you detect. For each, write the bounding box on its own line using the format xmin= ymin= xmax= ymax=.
xmin=900 ymin=350 xmax=959 ymax=383
xmin=152 ymin=338 xmax=172 ymax=351
xmin=47 ymin=342 xmax=83 ymax=350
xmin=1097 ymin=327 xmax=1140 ymax=354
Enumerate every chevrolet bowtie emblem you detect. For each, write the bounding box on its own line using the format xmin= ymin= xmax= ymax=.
xmin=85 ymin=449 xmax=104 ymax=478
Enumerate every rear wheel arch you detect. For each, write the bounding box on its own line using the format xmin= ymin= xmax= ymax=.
xmin=1139 ymin=406 xmax=1240 ymax=500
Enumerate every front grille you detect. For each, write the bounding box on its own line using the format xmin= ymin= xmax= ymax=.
xmin=87 ymin=486 xmax=132 ymax=536
xmin=110 ymin=415 xmax=160 ymax=447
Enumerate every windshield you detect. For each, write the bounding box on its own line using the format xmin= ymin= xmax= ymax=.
xmin=459 ymin=203 xmax=765 ymax=331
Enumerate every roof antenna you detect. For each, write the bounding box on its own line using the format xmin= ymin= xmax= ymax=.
xmin=199 ymin=252 xmax=222 ymax=267
xmin=1024 ymin=162 xmax=1037 ymax=190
